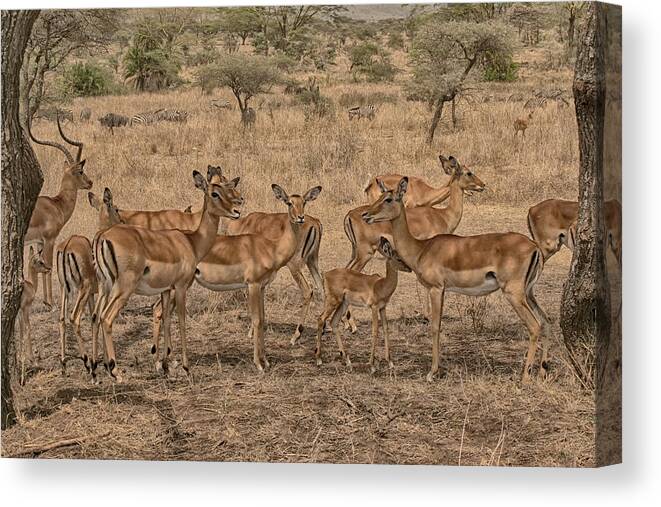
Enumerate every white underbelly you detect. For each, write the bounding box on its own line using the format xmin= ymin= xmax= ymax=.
xmin=196 ymin=277 xmax=247 ymax=292
xmin=135 ymin=280 xmax=171 ymax=296
xmin=447 ymin=277 xmax=500 ymax=297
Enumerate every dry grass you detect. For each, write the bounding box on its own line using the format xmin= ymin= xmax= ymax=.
xmin=1 ymin=43 xmax=621 ymax=466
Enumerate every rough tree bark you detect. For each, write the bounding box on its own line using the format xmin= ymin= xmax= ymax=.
xmin=426 ymin=99 xmax=445 ymax=145
xmin=560 ymin=3 xmax=610 ymax=391
xmin=1 ymin=9 xmax=42 ymax=429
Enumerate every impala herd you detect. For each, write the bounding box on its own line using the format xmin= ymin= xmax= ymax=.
xmin=17 ymin=116 xmax=621 ymax=386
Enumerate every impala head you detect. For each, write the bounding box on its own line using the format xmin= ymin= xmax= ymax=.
xmin=27 ymin=246 xmax=49 ymax=274
xmin=28 ymin=113 xmax=92 ymax=190
xmin=193 ymin=170 xmax=242 ymax=220
xmin=207 ymin=164 xmax=244 ymax=209
xmin=88 ymin=188 xmax=123 ymax=228
xmin=439 ymin=154 xmax=485 ymax=195
xmin=272 ymin=184 xmax=322 ymax=225
xmin=362 ymin=177 xmax=408 ymax=224
xmin=378 ymin=237 xmax=411 ymax=272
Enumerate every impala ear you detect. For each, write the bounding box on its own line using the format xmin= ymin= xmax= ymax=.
xmin=223 ymin=176 xmax=240 ymax=189
xmin=102 ymin=187 xmax=113 ymax=207
xmin=193 ymin=170 xmax=208 ymax=192
xmin=439 ymin=154 xmax=455 ymax=175
xmin=448 ymin=155 xmax=462 ymax=174
xmin=395 ymin=177 xmax=408 ymax=201
xmin=272 ymin=183 xmax=289 ymax=203
xmin=183 ymin=205 xmax=192 ymax=213
xmin=88 ymin=192 xmax=101 ymax=210
xmin=377 ymin=179 xmax=388 ymax=193
xmin=303 ymin=186 xmax=322 ymax=202
xmin=207 ymin=165 xmax=222 ymax=182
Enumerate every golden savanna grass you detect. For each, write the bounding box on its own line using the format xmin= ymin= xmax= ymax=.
xmin=2 ymin=43 xmax=620 ymax=465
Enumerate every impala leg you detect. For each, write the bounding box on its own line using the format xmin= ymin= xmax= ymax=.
xmin=151 ymin=298 xmax=163 ymax=362
xmin=380 ymin=307 xmax=393 ymax=370
xmin=528 ymin=291 xmax=551 ymax=378
xmin=306 ymin=253 xmax=324 ymax=300
xmin=427 ymin=286 xmax=445 ymax=382
xmin=174 ymin=288 xmax=190 ymax=375
xmin=100 ymin=279 xmax=136 ymax=382
xmin=71 ymin=286 xmax=91 ymax=372
xmin=315 ymin=299 xmax=339 ymax=366
xmin=331 ymin=300 xmax=351 ymax=369
xmin=157 ymin=290 xmax=172 ymax=374
xmin=58 ymin=287 xmax=68 ymax=372
xmin=502 ymin=286 xmax=542 ymax=383
xmin=369 ymin=307 xmax=379 ymax=374
xmin=90 ymin=286 xmax=108 ymax=382
xmin=343 ymin=251 xmax=373 ymax=330
xmin=42 ymin=240 xmax=55 ymax=309
xmin=259 ymin=284 xmax=269 ymax=369
xmin=289 ymin=267 xmax=313 ymax=345
xmin=248 ymin=283 xmax=265 ymax=372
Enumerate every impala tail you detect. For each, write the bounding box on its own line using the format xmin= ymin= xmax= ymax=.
xmin=524 ymin=248 xmax=544 ymax=293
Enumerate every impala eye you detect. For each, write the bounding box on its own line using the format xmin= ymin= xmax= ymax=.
xmin=211 ymin=192 xmax=220 ymax=199
xmin=385 ymin=197 xmax=393 ymax=203
xmin=467 ymin=172 xmax=473 ymax=176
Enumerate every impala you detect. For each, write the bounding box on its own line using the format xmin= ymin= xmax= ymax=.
xmin=527 ymin=198 xmax=622 ymax=266
xmin=56 ymin=188 xmax=121 ymax=375
xmin=362 ymin=177 xmax=550 ymax=383
xmin=91 ymin=171 xmax=241 ymax=381
xmin=315 ymin=237 xmax=410 ymax=373
xmin=17 ymin=247 xmax=50 ymax=384
xmin=362 ymin=154 xmax=466 ymax=208
xmin=24 ymin=115 xmax=93 ymax=308
xmin=226 ymin=202 xmax=324 ymax=344
xmin=188 ymin=184 xmax=321 ymax=372
xmin=345 ymin=155 xmax=485 ymax=272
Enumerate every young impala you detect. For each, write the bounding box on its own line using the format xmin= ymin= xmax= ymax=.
xmin=17 ymin=247 xmax=50 ymax=384
xmin=56 ymin=188 xmax=121 ymax=375
xmin=315 ymin=238 xmax=411 ymax=373
xmin=24 ymin=115 xmax=93 ymax=308
xmin=91 ymin=171 xmax=242 ymax=381
xmin=362 ymin=177 xmax=550 ymax=383
xmin=186 ymin=184 xmax=322 ymax=372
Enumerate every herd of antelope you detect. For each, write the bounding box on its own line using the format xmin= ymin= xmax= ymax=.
xmin=17 ymin=115 xmax=621 ymax=386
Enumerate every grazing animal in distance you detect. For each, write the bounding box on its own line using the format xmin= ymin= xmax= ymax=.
xmin=155 ymin=109 xmax=189 ymax=123
xmin=99 ymin=112 xmax=130 ymax=134
xmin=35 ymin=107 xmax=74 ymax=123
xmin=514 ymin=111 xmax=534 ymax=137
xmin=130 ymin=109 xmax=165 ymax=126
xmin=348 ymin=105 xmax=376 ymax=121
xmin=17 ymin=247 xmax=50 ymax=383
xmin=79 ymin=107 xmax=92 ymax=122
xmin=210 ymin=99 xmax=232 ymax=110
xmin=315 ymin=238 xmax=411 ymax=373
xmin=241 ymin=107 xmax=256 ymax=128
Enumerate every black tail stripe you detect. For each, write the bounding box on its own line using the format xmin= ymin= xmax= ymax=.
xmin=525 ymin=250 xmax=540 ymax=288
xmin=99 ymin=240 xmax=115 ymax=283
xmin=302 ymin=227 xmax=315 ymax=260
xmin=106 ymin=240 xmax=119 ymax=280
xmin=69 ymin=252 xmax=82 ymax=284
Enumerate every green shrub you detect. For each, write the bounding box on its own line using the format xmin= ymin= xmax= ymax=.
xmin=62 ymin=62 xmax=112 ymax=97
xmin=483 ymin=54 xmax=519 ymax=82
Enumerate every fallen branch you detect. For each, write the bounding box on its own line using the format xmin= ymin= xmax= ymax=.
xmin=11 ymin=431 xmax=111 ymax=457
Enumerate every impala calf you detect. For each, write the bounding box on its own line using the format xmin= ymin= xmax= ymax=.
xmin=17 ymin=247 xmax=50 ymax=383
xmin=191 ymin=184 xmax=322 ymax=372
xmin=92 ymin=171 xmax=241 ymax=381
xmin=514 ymin=111 xmax=534 ymax=137
xmin=362 ymin=177 xmax=550 ymax=383
xmin=315 ymin=238 xmax=410 ymax=373
xmin=57 ymin=188 xmax=121 ymax=375
xmin=25 ymin=115 xmax=92 ymax=309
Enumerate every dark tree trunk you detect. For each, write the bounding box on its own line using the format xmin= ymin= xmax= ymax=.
xmin=568 ymin=10 xmax=576 ymax=50
xmin=426 ymin=99 xmax=445 ymax=146
xmin=560 ymin=3 xmax=610 ymax=391
xmin=1 ymin=9 xmax=42 ymax=429
xmin=451 ymin=96 xmax=457 ymax=129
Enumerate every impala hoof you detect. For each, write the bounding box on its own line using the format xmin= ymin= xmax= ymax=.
xmin=426 ymin=371 xmax=434 ymax=383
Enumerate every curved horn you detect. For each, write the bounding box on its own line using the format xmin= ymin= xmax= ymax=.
xmin=26 ymin=113 xmax=75 ymax=166
xmin=57 ymin=113 xmax=83 ymax=162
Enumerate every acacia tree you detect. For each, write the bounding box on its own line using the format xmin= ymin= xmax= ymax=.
xmin=20 ymin=9 xmax=117 ymax=122
xmin=218 ymin=7 xmax=261 ymax=45
xmin=197 ymin=54 xmax=279 ymax=117
xmin=560 ymin=3 xmax=611 ymax=390
xmin=407 ymin=20 xmax=512 ymax=145
xmin=2 ymin=9 xmax=43 ymax=429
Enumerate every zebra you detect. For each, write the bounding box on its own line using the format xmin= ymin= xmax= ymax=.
xmin=348 ymin=105 xmax=376 ymax=121
xmin=79 ymin=107 xmax=91 ymax=122
xmin=98 ymin=112 xmax=129 ymax=134
xmin=154 ymin=109 xmax=189 ymax=123
xmin=241 ymin=107 xmax=256 ymax=128
xmin=130 ymin=109 xmax=165 ymax=126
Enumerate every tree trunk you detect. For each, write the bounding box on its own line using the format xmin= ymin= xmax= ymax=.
xmin=560 ymin=3 xmax=610 ymax=391
xmin=426 ymin=99 xmax=444 ymax=146
xmin=451 ymin=96 xmax=457 ymax=129
xmin=568 ymin=8 xmax=577 ymax=50
xmin=1 ymin=9 xmax=42 ymax=429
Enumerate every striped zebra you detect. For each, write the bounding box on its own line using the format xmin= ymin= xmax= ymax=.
xmin=154 ymin=109 xmax=189 ymax=123
xmin=79 ymin=107 xmax=91 ymax=121
xmin=130 ymin=109 xmax=165 ymax=126
xmin=241 ymin=107 xmax=256 ymax=128
xmin=348 ymin=105 xmax=376 ymax=121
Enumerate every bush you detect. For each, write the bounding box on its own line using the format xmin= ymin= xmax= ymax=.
xmin=349 ymin=42 xmax=398 ymax=83
xmin=387 ymin=31 xmax=405 ymax=50
xmin=365 ymin=60 xmax=398 ymax=82
xmin=483 ymin=53 xmax=519 ymax=82
xmin=62 ymin=63 xmax=112 ymax=97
